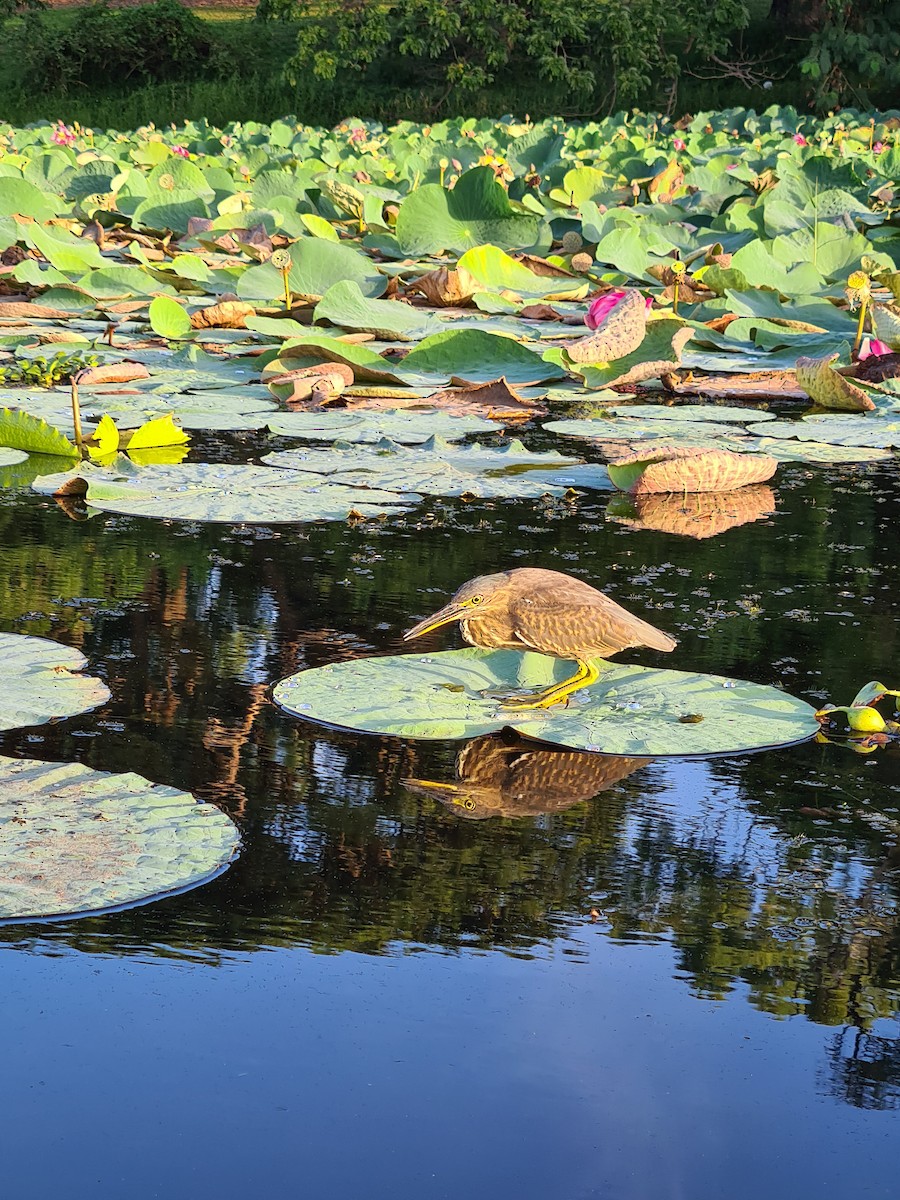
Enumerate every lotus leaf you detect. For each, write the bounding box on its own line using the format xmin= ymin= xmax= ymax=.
xmin=0 ymin=756 xmax=239 ymax=920
xmin=0 ymin=447 xmax=26 ymax=466
xmin=795 ymin=354 xmax=875 ymax=412
xmin=395 ymin=167 xmax=543 ymax=256
xmin=0 ymin=632 xmax=111 ymax=730
xmin=456 ymin=246 xmax=587 ymax=301
xmin=265 ymin=409 xmax=496 ymax=443
xmin=313 ymin=280 xmax=438 ymax=341
xmin=400 ymin=328 xmax=567 ymax=386
xmin=561 ymin=320 xmax=693 ymax=389
xmin=31 ymin=461 xmax=421 ymax=523
xmin=272 ymin=648 xmax=819 ymax=755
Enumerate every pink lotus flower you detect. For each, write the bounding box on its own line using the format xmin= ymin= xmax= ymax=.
xmin=859 ymin=337 xmax=893 ymax=360
xmin=586 ymin=290 xmax=652 ymax=330
xmin=673 ymin=137 xmax=686 ymax=151
xmin=873 ymin=141 xmax=885 ymax=154
xmin=172 ymin=145 xmax=189 ymax=158
xmin=793 ymin=133 xmax=808 ymax=146
xmin=51 ymin=122 xmax=76 ymax=147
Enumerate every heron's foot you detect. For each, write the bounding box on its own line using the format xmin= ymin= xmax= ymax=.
xmin=499 ymin=691 xmax=570 ymax=710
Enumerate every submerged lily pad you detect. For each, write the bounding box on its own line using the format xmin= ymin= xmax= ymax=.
xmin=0 ymin=756 xmax=240 ymax=920
xmin=273 ymin=647 xmax=819 ymax=755
xmin=31 ymin=461 xmax=420 ymax=523
xmin=0 ymin=632 xmax=111 ymax=730
xmin=266 ymin=409 xmax=496 ymax=443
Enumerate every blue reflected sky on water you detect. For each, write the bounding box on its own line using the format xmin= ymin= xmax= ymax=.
xmin=1 ymin=456 xmax=900 ymax=1196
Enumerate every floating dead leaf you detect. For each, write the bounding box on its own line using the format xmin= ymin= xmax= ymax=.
xmin=608 ymin=485 xmax=777 ymax=539
xmin=74 ymin=362 xmax=151 ymax=386
xmin=796 ymin=353 xmax=875 ymax=412
xmin=513 ymin=254 xmax=580 ymax=280
xmin=0 ymin=302 xmax=77 ymax=320
xmin=520 ymin=303 xmax=563 ymax=321
xmin=190 ymin=301 xmax=256 ymax=330
xmin=420 ymin=377 xmax=544 ymax=421
xmin=704 ymin=315 xmax=740 ymax=334
xmin=672 ymin=370 xmax=807 ymax=400
xmin=268 ymin=362 xmax=355 ymax=407
xmin=607 ymin=445 xmax=777 ymax=495
xmin=407 ymin=266 xmax=478 ymax=307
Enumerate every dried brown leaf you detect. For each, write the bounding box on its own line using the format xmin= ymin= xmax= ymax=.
xmin=189 ymin=301 xmax=256 ymax=330
xmin=74 ymin=362 xmax=150 ymax=386
xmin=406 ymin=267 xmax=479 ymax=307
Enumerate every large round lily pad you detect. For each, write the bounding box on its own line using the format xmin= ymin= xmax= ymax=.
xmin=261 ymin=436 xmax=610 ymax=498
xmin=31 ymin=462 xmax=421 ymax=523
xmin=606 ymin=403 xmax=776 ymax=423
xmin=0 ymin=632 xmax=111 ymax=730
xmin=0 ymin=756 xmax=240 ymax=920
xmin=544 ymin=416 xmax=743 ymax=442
xmin=746 ymin=415 xmax=900 ymax=449
xmin=272 ymin=648 xmax=818 ymax=755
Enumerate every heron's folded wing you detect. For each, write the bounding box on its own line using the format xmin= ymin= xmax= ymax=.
xmin=510 ymin=594 xmax=675 ymax=657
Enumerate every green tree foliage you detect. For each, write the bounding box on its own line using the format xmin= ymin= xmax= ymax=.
xmin=798 ymin=1 xmax=900 ymax=108
xmin=263 ymin=0 xmax=750 ymax=111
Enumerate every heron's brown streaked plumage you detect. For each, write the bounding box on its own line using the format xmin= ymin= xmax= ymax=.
xmin=403 ymin=567 xmax=677 ymax=709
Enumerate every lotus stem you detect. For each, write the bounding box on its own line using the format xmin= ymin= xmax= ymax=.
xmin=281 ymin=267 xmax=291 ymax=313
xmin=71 ymin=378 xmax=83 ymax=452
xmin=854 ymin=300 xmax=868 ymax=355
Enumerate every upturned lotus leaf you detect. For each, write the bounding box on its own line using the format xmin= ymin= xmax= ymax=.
xmin=0 ymin=756 xmax=240 ymax=920
xmin=272 ymin=648 xmax=819 ymax=755
xmin=796 ymin=354 xmax=875 ymax=412
xmin=607 ymin=446 xmax=777 ymax=494
xmin=564 ymin=289 xmax=648 ymax=364
xmin=0 ymin=632 xmax=111 ymax=730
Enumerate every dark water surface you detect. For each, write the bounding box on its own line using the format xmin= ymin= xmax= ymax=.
xmin=2 ymin=445 xmax=900 ymax=1198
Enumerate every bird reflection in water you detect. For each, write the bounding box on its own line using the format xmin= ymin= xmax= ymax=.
xmin=607 ymin=485 xmax=776 ymax=539
xmin=405 ymin=732 xmax=650 ymax=820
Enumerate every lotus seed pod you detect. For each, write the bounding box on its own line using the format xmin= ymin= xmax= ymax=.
xmin=561 ymin=231 xmax=583 ymax=254
xmin=571 ymin=252 xmax=593 ymax=273
xmin=848 ymin=270 xmax=869 ymax=291
xmin=271 ymin=249 xmax=293 ymax=271
xmin=671 ymin=260 xmax=686 ymax=276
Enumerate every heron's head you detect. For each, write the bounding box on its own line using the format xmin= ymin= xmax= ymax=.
xmin=402 ymin=572 xmax=509 ymax=641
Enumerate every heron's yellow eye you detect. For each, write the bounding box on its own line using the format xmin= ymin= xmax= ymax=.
xmin=468 ymin=594 xmax=485 ymax=606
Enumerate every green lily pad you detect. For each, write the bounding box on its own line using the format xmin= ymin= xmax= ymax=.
xmin=557 ymin=319 xmax=693 ymax=389
xmin=746 ymin=415 xmax=900 ymax=449
xmin=544 ymin=416 xmax=743 ymax=442
xmin=0 ymin=632 xmax=111 ymax=731
xmin=456 ymin=245 xmax=586 ymax=300
xmin=265 ymin=409 xmax=496 ymax=444
xmin=395 ymin=167 xmax=542 ymax=256
xmin=31 ymin=461 xmax=421 ymax=523
xmin=262 ymin=436 xmax=610 ymax=498
xmin=0 ymin=756 xmax=239 ymax=920
xmin=0 ymin=408 xmax=78 ymax=457
xmin=272 ymin=647 xmax=819 ymax=755
xmin=747 ymin=437 xmax=892 ymax=463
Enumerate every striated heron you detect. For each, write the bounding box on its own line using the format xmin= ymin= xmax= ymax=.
xmin=403 ymin=566 xmax=677 ymax=709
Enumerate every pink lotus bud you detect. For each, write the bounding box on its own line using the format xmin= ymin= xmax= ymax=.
xmin=585 ymin=290 xmax=652 ymax=330
xmin=172 ymin=145 xmax=189 ymax=158
xmin=672 ymin=137 xmax=686 ymax=152
xmin=873 ymin=142 xmax=885 ymax=154
xmin=793 ymin=133 xmax=808 ymax=146
xmin=859 ymin=337 xmax=893 ymax=360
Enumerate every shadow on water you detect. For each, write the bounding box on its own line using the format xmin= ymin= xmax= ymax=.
xmin=2 ymin=458 xmax=900 ymax=1122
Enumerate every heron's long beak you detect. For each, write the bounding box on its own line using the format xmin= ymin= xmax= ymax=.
xmin=402 ymin=601 xmax=467 ymax=641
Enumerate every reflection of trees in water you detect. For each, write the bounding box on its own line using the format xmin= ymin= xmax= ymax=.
xmin=1 ymin=476 xmax=900 ymax=1054
xmin=822 ymin=1026 xmax=900 ymax=1110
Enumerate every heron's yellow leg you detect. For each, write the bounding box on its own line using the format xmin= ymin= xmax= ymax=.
xmin=501 ymin=659 xmax=600 ymax=710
